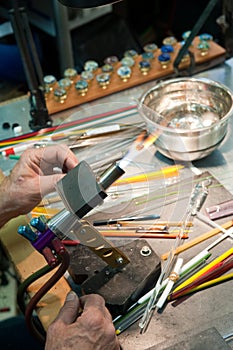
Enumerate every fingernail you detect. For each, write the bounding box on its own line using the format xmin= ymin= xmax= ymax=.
xmin=66 ymin=291 xmax=77 ymax=301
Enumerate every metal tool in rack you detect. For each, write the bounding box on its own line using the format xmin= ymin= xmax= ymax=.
xmin=9 ymin=6 xmax=52 ymax=131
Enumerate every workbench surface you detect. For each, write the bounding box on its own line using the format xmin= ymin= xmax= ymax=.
xmin=0 ymin=58 xmax=233 ymax=349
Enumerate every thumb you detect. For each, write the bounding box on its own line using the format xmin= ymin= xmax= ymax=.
xmin=56 ymin=291 xmax=81 ymax=325
xmin=40 ymin=174 xmax=65 ymax=196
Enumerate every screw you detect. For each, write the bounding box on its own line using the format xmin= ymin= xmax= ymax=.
xmin=116 ymin=256 xmax=124 ymax=264
xmin=140 ymin=246 xmax=152 ymax=256
xmin=80 ymin=228 xmax=86 ymax=234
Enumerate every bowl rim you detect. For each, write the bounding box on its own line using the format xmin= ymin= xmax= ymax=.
xmin=138 ymin=77 xmax=233 ymax=133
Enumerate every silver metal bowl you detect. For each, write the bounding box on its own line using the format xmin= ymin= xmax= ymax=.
xmin=138 ymin=77 xmax=233 ymax=161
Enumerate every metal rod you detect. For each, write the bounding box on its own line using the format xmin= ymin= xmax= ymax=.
xmin=173 ymin=0 xmax=219 ymax=71
xmin=9 ymin=7 xmax=38 ymax=92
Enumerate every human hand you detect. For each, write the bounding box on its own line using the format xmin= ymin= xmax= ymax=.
xmin=0 ymin=144 xmax=78 ymax=226
xmin=45 ymin=292 xmax=121 ymax=350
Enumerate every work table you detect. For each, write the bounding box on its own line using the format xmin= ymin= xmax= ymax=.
xmin=0 ymin=58 xmax=233 ymax=349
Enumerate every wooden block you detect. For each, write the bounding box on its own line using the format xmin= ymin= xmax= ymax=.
xmin=45 ymin=37 xmax=226 ymax=115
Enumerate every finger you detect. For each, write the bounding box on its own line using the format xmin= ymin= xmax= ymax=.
xmin=40 ymin=174 xmax=66 ymax=196
xmin=80 ymin=294 xmax=105 ymax=309
xmin=54 ymin=146 xmax=78 ymax=172
xmin=40 ymin=145 xmax=78 ymax=173
xmin=80 ymin=294 xmax=112 ymax=321
xmin=55 ymin=291 xmax=81 ymax=325
xmin=63 ymin=152 xmax=79 ymax=172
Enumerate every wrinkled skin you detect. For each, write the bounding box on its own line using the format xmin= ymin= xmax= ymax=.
xmin=0 ymin=145 xmax=121 ymax=349
xmin=45 ymin=292 xmax=121 ymax=350
xmin=0 ymin=144 xmax=78 ymax=227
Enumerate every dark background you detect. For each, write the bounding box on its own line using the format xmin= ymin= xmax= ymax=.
xmin=0 ymin=0 xmax=225 ymax=100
